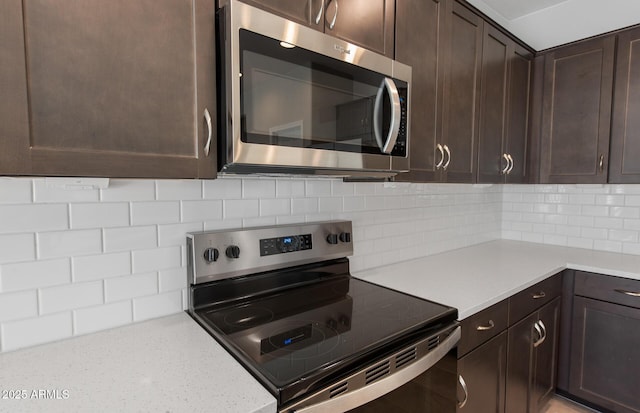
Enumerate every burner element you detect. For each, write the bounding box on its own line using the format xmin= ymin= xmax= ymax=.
xmin=223 ymin=306 xmax=274 ymax=328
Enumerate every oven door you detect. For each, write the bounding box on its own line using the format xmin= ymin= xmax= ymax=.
xmin=281 ymin=325 xmax=460 ymax=413
xmin=218 ymin=0 xmax=411 ymax=176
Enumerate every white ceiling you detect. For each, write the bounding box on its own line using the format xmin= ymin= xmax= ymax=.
xmin=466 ymin=0 xmax=640 ymax=51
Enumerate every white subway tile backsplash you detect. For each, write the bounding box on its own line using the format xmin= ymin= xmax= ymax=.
xmin=105 ymin=272 xmax=158 ymax=302
xmin=0 ymin=178 xmax=32 ymax=203
xmin=100 ymin=180 xmax=155 ymax=202
xmin=156 ymin=180 xmax=202 ymax=201
xmin=133 ymin=290 xmax=182 ymax=322
xmin=37 ymin=229 xmax=102 ymax=259
xmin=181 ymin=200 xmax=223 ymax=223
xmin=158 ymin=268 xmax=187 ymax=292
xmin=609 ymin=229 xmax=639 ymax=243
xmin=243 ymin=179 xmax=276 ymax=199
xmin=0 ymin=204 xmax=68 ymax=234
xmin=318 ymin=197 xmax=343 ymax=213
xmin=73 ymin=301 xmax=132 ymax=335
xmin=291 ymin=198 xmax=318 ymax=215
xmin=132 ymin=247 xmax=181 ymax=274
xmin=72 ymin=252 xmax=131 ymax=282
xmin=158 ymin=222 xmax=204 ymax=247
xmin=39 ymin=281 xmax=103 ymax=314
xmin=305 ymin=180 xmax=332 ymax=197
xmin=260 ymin=199 xmax=291 ymax=217
xmin=610 ymin=206 xmax=640 ymax=219
xmin=0 ymin=259 xmax=71 ymax=293
xmin=223 ymin=199 xmax=259 ymax=219
xmin=203 ymin=177 xmax=242 ymax=199
xmin=0 ymin=233 xmax=35 ymax=264
xmin=131 ymin=201 xmax=180 ymax=226
xmin=33 ymin=179 xmax=99 ymax=203
xmin=70 ymin=203 xmax=129 ymax=229
xmin=103 ymin=225 xmax=157 ymax=253
xmin=276 ymin=179 xmax=305 ymax=198
xmin=1 ymin=312 xmax=72 ymax=352
xmin=0 ymin=290 xmax=38 ymax=322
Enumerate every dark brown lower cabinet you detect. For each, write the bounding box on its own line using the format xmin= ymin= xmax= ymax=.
xmin=457 ymin=331 xmax=507 ymax=413
xmin=568 ymin=296 xmax=640 ymax=413
xmin=506 ymin=297 xmax=560 ymax=413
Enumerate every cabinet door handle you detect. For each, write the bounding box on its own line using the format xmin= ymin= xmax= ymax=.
xmin=457 ymin=374 xmax=469 ymax=408
xmin=533 ymin=321 xmax=546 ymax=348
xmin=615 ymin=288 xmax=640 ymax=297
xmin=599 ymin=154 xmax=604 ymax=173
xmin=436 ymin=144 xmax=445 ymax=169
xmin=501 ymin=154 xmax=509 ymax=175
xmin=476 ymin=320 xmax=495 ymax=331
xmin=532 ymin=291 xmax=546 ymax=299
xmin=326 ymin=0 xmax=338 ymax=30
xmin=204 ymin=108 xmax=213 ymax=157
xmin=443 ymin=145 xmax=451 ymax=170
xmin=314 ymin=0 xmax=324 ymax=25
xmin=507 ymin=154 xmax=514 ymax=174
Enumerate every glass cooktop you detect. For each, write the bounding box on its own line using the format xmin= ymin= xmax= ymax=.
xmin=194 ymin=268 xmax=457 ymax=401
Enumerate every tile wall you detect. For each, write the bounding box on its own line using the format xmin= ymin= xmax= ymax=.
xmin=502 ymin=184 xmax=640 ymax=255
xmin=0 ymin=177 xmax=502 ymax=352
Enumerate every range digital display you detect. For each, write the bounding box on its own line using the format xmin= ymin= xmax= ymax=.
xmin=260 ymin=234 xmax=312 ymax=256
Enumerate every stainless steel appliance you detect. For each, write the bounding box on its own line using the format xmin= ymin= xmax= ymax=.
xmin=187 ymin=221 xmax=460 ymax=412
xmin=217 ymin=0 xmax=411 ymax=178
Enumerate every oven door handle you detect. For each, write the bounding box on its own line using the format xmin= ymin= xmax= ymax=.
xmin=291 ymin=326 xmax=461 ymax=413
xmin=373 ymin=77 xmax=402 ymax=155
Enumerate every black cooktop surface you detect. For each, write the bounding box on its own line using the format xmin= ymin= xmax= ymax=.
xmin=194 ymin=263 xmax=457 ymax=402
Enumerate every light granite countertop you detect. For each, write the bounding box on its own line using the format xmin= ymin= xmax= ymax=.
xmin=2 ymin=240 xmax=640 ymax=412
xmin=353 ymin=239 xmax=640 ymax=320
xmin=0 ymin=312 xmax=276 ymax=413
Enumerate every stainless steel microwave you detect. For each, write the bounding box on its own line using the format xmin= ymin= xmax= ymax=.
xmin=217 ymin=0 xmax=411 ymax=178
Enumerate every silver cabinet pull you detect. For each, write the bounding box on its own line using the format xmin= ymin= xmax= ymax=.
xmin=203 ymin=108 xmax=213 ymax=157
xmin=476 ymin=320 xmax=495 ymax=331
xmin=507 ymin=154 xmax=514 ymax=174
xmin=436 ymin=144 xmax=445 ymax=169
xmin=615 ymin=288 xmax=640 ymax=297
xmin=532 ymin=291 xmax=546 ymax=299
xmin=458 ymin=374 xmax=469 ymax=408
xmin=326 ymin=0 xmax=338 ymax=30
xmin=443 ymin=145 xmax=451 ymax=170
xmin=599 ymin=154 xmax=604 ymax=173
xmin=533 ymin=321 xmax=545 ymax=347
xmin=501 ymin=154 xmax=509 ymax=175
xmin=314 ymin=0 xmax=324 ymax=25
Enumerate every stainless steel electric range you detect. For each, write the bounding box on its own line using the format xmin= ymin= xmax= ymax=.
xmin=187 ymin=221 xmax=460 ymax=412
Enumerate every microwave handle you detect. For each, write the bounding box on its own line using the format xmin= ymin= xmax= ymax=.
xmin=373 ymin=78 xmax=402 ymax=154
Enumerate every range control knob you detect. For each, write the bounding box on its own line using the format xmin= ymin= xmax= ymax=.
xmin=225 ymin=245 xmax=241 ymax=259
xmin=326 ymin=234 xmax=339 ymax=245
xmin=339 ymin=232 xmax=351 ymax=243
xmin=203 ymin=248 xmax=219 ymax=263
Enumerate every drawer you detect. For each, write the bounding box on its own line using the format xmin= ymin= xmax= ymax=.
xmin=574 ymin=271 xmax=640 ymax=309
xmin=458 ymin=299 xmax=508 ymax=358
xmin=508 ymin=273 xmax=562 ymax=326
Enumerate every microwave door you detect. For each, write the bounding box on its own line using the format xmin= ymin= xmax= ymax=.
xmin=373 ymin=78 xmax=402 ymax=154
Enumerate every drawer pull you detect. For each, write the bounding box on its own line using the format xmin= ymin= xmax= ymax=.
xmin=614 ymin=288 xmax=640 ymax=297
xmin=476 ymin=320 xmax=495 ymax=331
xmin=457 ymin=374 xmax=468 ymax=409
xmin=532 ymin=291 xmax=546 ymax=299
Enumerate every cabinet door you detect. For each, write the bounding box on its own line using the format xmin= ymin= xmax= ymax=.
xmin=325 ymin=0 xmax=395 ymax=58
xmin=440 ymin=1 xmax=482 ymax=183
xmin=477 ymin=24 xmax=509 ymax=184
xmin=505 ymin=45 xmax=532 ymax=184
xmin=23 ymin=0 xmax=217 ymax=178
xmin=533 ymin=297 xmax=560 ymax=412
xmin=239 ymin=0 xmax=325 ymax=29
xmin=0 ymin=0 xmax=31 ymax=174
xmin=457 ymin=331 xmax=507 ymax=413
xmin=569 ymin=296 xmax=640 ymax=413
xmin=609 ymin=26 xmax=640 ymax=183
xmin=505 ymin=311 xmax=537 ymax=413
xmin=539 ymin=36 xmax=615 ymax=183
xmin=394 ymin=0 xmax=443 ymax=183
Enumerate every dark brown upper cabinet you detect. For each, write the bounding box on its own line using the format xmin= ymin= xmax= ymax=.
xmin=16 ymin=0 xmax=217 ymax=178
xmin=538 ymin=36 xmax=615 ymax=183
xmin=477 ymin=24 xmax=532 ymax=184
xmin=438 ymin=1 xmax=483 ymax=183
xmin=394 ymin=0 xmax=443 ymax=183
xmin=242 ymin=0 xmax=395 ymax=57
xmin=609 ymin=26 xmax=640 ymax=183
xmin=0 ymin=0 xmax=31 ymax=175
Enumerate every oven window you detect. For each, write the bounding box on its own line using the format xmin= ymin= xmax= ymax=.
xmin=239 ymin=29 xmax=405 ymax=155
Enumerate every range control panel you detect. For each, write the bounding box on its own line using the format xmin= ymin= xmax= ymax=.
xmin=187 ymin=221 xmax=353 ymax=285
